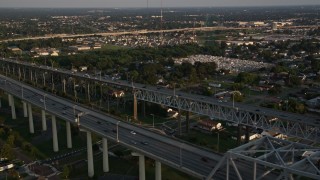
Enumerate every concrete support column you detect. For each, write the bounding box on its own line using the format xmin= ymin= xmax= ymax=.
xmin=22 ymin=101 xmax=28 ymax=117
xmin=102 ymin=138 xmax=109 ymax=172
xmin=245 ymin=126 xmax=250 ymax=143
xmin=8 ymin=94 xmax=12 ymax=107
xmin=52 ymin=115 xmax=59 ymax=152
xmin=87 ymin=83 xmax=90 ymax=102
xmin=62 ymin=79 xmax=66 ymax=94
xmin=133 ymin=93 xmax=138 ymax=121
xmin=132 ymin=152 xmax=145 ymax=180
xmin=86 ymin=131 xmax=94 ymax=177
xmin=41 ymin=110 xmax=47 ymax=131
xmin=237 ymin=124 xmax=242 ymax=145
xmin=178 ymin=109 xmax=181 ymax=136
xmin=0 ymin=98 xmax=2 ymax=108
xmin=66 ymin=121 xmax=72 ymax=148
xmin=186 ymin=111 xmax=190 ymax=133
xmin=155 ymin=161 xmax=162 ymax=180
xmin=27 ymin=103 xmax=34 ymax=134
xmin=10 ymin=95 xmax=16 ymax=119
xmin=142 ymin=101 xmax=146 ymax=117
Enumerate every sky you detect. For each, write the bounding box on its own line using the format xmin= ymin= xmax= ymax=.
xmin=1 ymin=0 xmax=320 ymax=8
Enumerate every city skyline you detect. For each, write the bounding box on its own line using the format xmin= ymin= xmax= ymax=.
xmin=1 ymin=0 xmax=320 ymax=8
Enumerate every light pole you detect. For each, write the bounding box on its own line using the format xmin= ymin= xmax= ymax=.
xmin=217 ymin=132 xmax=220 ymax=152
xmin=75 ymin=112 xmax=85 ymax=127
xmin=150 ymin=114 xmax=155 ymax=128
xmin=73 ymin=105 xmax=77 ymax=117
xmin=116 ymin=121 xmax=120 ymax=142
xmin=43 ymin=94 xmax=47 ymax=110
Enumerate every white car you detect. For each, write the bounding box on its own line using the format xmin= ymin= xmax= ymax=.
xmin=130 ymin=131 xmax=136 ymax=135
xmin=40 ymin=99 xmax=44 ymax=103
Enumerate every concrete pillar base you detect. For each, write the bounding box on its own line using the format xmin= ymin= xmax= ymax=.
xmin=66 ymin=121 xmax=72 ymax=148
xmin=87 ymin=131 xmax=94 ymax=177
xmin=132 ymin=152 xmax=145 ymax=180
xmin=52 ymin=115 xmax=59 ymax=152
xmin=28 ymin=104 xmax=34 ymax=134
xmin=102 ymin=138 xmax=109 ymax=172
xmin=22 ymin=101 xmax=28 ymax=117
xmin=155 ymin=161 xmax=162 ymax=180
xmin=41 ymin=110 xmax=47 ymax=131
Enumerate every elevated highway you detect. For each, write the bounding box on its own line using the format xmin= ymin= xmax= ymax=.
xmin=0 ymin=58 xmax=319 ymax=143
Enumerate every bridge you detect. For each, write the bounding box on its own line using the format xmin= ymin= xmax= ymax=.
xmin=0 ymin=58 xmax=319 ymax=143
xmin=1 ymin=71 xmax=320 ymax=179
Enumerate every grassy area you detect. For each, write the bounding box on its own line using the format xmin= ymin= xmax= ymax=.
xmin=64 ymin=152 xmax=197 ymax=180
xmin=180 ymin=129 xmax=238 ymax=153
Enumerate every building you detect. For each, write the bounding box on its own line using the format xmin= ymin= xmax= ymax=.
xmin=197 ymin=120 xmax=222 ymax=132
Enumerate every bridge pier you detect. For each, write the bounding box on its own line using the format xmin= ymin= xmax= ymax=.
xmin=41 ymin=110 xmax=47 ymax=131
xmin=51 ymin=115 xmax=59 ymax=152
xmin=10 ymin=95 xmax=16 ymax=119
xmin=237 ymin=124 xmax=242 ymax=145
xmin=132 ymin=152 xmax=145 ymax=180
xmin=186 ymin=111 xmax=190 ymax=133
xmin=245 ymin=126 xmax=250 ymax=143
xmin=86 ymin=131 xmax=94 ymax=177
xmin=0 ymin=97 xmax=2 ymax=108
xmin=155 ymin=161 xmax=161 ymax=180
xmin=8 ymin=93 xmax=12 ymax=106
xmin=133 ymin=93 xmax=138 ymax=121
xmin=142 ymin=101 xmax=146 ymax=117
xmin=27 ymin=103 xmax=34 ymax=134
xmin=66 ymin=121 xmax=72 ymax=148
xmin=22 ymin=101 xmax=28 ymax=117
xmin=102 ymin=138 xmax=109 ymax=172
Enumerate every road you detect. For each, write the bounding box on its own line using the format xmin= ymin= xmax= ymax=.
xmin=0 ymin=25 xmax=317 ymax=43
xmin=0 ymin=74 xmax=284 ymax=179
xmin=1 ymin=57 xmax=319 ymax=143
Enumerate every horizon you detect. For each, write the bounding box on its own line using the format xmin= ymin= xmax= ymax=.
xmin=1 ymin=0 xmax=320 ymax=8
xmin=1 ymin=4 xmax=320 ymax=9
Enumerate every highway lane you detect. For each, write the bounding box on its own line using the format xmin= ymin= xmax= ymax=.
xmin=2 ymin=57 xmax=319 ymax=127
xmin=0 ymin=74 xmax=227 ymax=179
xmin=0 ymin=71 xmax=283 ymax=179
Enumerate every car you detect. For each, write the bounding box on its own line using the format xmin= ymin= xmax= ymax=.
xmin=62 ymin=111 xmax=67 ymax=115
xmin=62 ymin=106 xmax=68 ymax=110
xmin=96 ymin=121 xmax=102 ymax=124
xmin=112 ymin=129 xmax=116 ymax=133
xmin=40 ymin=99 xmax=44 ymax=103
xmin=103 ymin=129 xmax=108 ymax=133
xmin=130 ymin=131 xmax=136 ymax=135
xmin=131 ymin=140 xmax=137 ymax=145
xmin=141 ymin=141 xmax=148 ymax=145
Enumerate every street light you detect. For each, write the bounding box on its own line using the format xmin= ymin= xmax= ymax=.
xmin=75 ymin=112 xmax=85 ymax=127
xmin=116 ymin=121 xmax=120 ymax=142
xmin=43 ymin=94 xmax=47 ymax=110
xmin=150 ymin=114 xmax=155 ymax=128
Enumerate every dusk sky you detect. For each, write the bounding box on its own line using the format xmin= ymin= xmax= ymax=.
xmin=1 ymin=0 xmax=320 ymax=8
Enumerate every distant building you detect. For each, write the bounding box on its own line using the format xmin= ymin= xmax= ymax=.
xmin=272 ymin=22 xmax=278 ymax=31
xmin=69 ymin=45 xmax=91 ymax=51
xmin=7 ymin=46 xmax=22 ymax=54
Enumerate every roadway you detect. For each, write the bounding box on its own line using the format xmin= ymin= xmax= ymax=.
xmin=0 ymin=25 xmax=317 ymax=43
xmin=0 ymin=74 xmax=226 ymax=179
xmin=1 ymin=57 xmax=319 ymax=129
xmin=0 ymin=71 xmax=284 ymax=179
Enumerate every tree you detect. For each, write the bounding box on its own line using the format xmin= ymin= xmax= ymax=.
xmin=0 ymin=143 xmax=14 ymax=160
xmin=62 ymin=165 xmax=70 ymax=179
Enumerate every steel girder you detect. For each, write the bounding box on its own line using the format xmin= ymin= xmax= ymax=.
xmin=206 ymin=136 xmax=320 ymax=180
xmin=0 ymin=58 xmax=320 ymax=142
xmin=135 ymin=89 xmax=320 ymax=142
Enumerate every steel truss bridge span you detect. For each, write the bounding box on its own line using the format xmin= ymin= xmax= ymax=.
xmin=1 ymin=73 xmax=320 ymax=179
xmin=0 ymin=57 xmax=319 ymax=143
